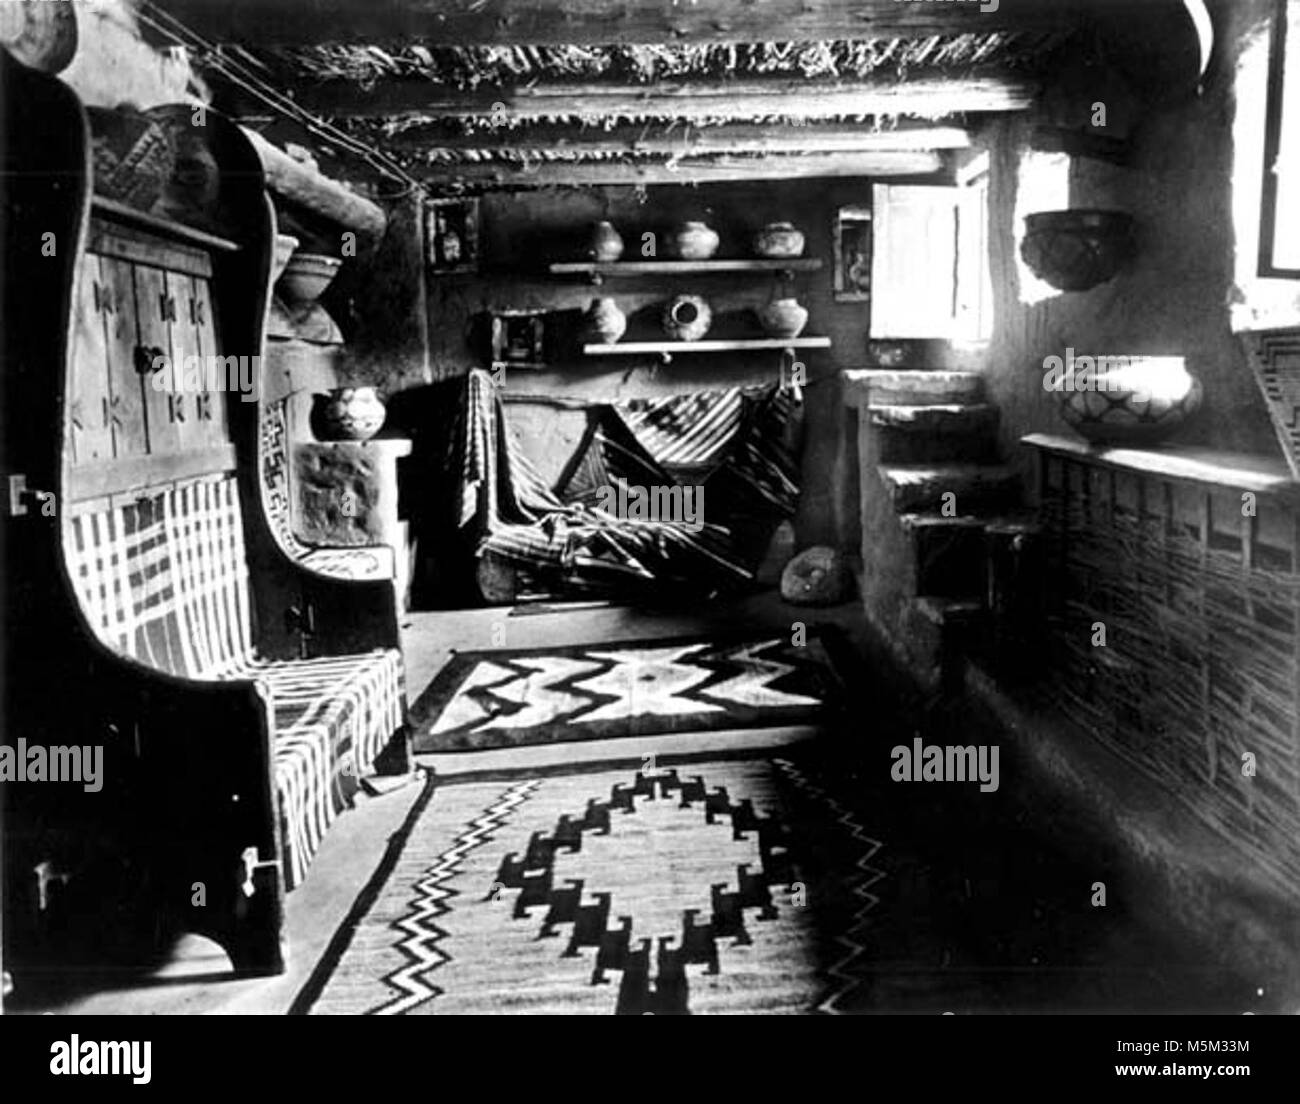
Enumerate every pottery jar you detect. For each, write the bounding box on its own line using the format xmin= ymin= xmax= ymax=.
xmin=316 ymin=386 xmax=387 ymax=441
xmin=671 ymin=221 xmax=720 ymax=260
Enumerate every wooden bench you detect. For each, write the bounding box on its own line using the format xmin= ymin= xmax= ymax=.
xmin=1 ymin=54 xmax=408 ymax=978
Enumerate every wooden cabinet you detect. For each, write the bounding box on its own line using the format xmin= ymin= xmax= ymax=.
xmin=67 ymin=212 xmax=237 ymax=493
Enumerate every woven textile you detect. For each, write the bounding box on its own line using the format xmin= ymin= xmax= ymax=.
xmin=305 ymin=743 xmax=886 ymax=1015
xmin=63 ymin=473 xmax=404 ymax=888
xmin=449 ymin=371 xmax=797 ymax=591
xmin=411 ymin=632 xmax=843 ymax=752
xmin=259 ymin=398 xmax=395 ymax=582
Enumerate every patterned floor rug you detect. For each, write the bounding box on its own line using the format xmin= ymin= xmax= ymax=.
xmin=300 ymin=735 xmax=885 ymax=1015
xmin=410 ymin=632 xmax=846 ymax=753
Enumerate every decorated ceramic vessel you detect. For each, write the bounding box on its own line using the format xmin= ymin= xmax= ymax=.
xmin=671 ymin=221 xmax=720 ymax=260
xmin=662 ymin=294 xmax=713 ymax=341
xmin=752 ymin=222 xmax=805 ymax=259
xmin=1054 ymin=355 xmax=1201 ymax=444
xmin=757 ymin=297 xmax=809 ymax=338
xmin=582 ymin=297 xmax=627 ymax=344
xmin=317 ymin=386 xmax=387 ymax=441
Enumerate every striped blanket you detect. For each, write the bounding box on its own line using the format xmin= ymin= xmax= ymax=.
xmin=446 ymin=371 xmax=800 ymax=595
xmin=63 ymin=474 xmax=404 ymax=888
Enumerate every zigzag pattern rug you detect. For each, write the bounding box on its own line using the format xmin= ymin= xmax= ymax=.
xmin=301 ymin=741 xmax=885 ymax=1015
xmin=411 ymin=633 xmax=845 ymax=752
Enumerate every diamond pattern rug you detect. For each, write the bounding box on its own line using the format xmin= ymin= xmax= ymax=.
xmin=299 ymin=737 xmax=885 ymax=1015
xmin=410 ymin=632 xmax=846 ymax=753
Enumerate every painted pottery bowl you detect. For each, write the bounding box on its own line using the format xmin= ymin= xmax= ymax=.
xmin=1021 ymin=209 xmax=1135 ymax=292
xmin=1055 ymin=355 xmax=1202 ymax=444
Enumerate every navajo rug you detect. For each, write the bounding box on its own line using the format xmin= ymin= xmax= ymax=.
xmin=411 ymin=632 xmax=845 ymax=752
xmin=300 ymin=735 xmax=885 ymax=1015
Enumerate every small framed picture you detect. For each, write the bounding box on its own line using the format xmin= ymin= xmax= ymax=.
xmin=833 ymin=205 xmax=873 ymax=302
xmin=426 ymin=197 xmax=479 ymax=274
xmin=490 ymin=310 xmax=547 ymax=371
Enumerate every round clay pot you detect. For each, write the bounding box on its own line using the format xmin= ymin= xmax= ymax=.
xmin=316 ymin=386 xmax=387 ymax=441
xmin=753 ymin=222 xmax=805 ymax=259
xmin=280 ymin=252 xmax=343 ymax=306
xmin=757 ymin=297 xmax=809 ymax=338
xmin=662 ymin=294 xmax=713 ymax=341
xmin=671 ymin=221 xmax=720 ymax=260
xmin=1021 ymin=209 xmax=1135 ymax=292
xmin=581 ymin=297 xmax=627 ymax=344
xmin=588 ymin=220 xmax=625 ymax=263
xmin=1054 ymin=355 xmax=1202 ymax=444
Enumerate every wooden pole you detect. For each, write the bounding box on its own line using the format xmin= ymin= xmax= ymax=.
xmin=414 ymin=150 xmax=944 ymax=189
xmin=242 ymin=128 xmax=388 ymax=241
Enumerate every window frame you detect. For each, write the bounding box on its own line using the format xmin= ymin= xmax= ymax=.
xmin=1260 ymin=0 xmax=1300 ymax=278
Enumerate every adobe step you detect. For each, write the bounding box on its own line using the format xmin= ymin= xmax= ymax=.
xmin=898 ymin=514 xmax=987 ymax=598
xmin=899 ymin=595 xmax=988 ymax=693
xmin=879 ymin=463 xmax=1021 ymax=515
xmin=869 ymin=402 xmax=1000 ymax=463
xmin=843 ymin=369 xmax=985 ymax=408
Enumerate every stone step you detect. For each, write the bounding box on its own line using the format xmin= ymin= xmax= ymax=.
xmin=844 ymin=369 xmax=985 ymax=408
xmin=879 ymin=463 xmax=1021 ymax=515
xmin=869 ymin=402 xmax=999 ymax=463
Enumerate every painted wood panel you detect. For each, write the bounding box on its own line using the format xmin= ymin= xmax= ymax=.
xmin=99 ymin=255 xmax=149 ymax=458
xmin=190 ymin=275 xmax=229 ymax=447
xmin=68 ymin=253 xmax=114 ymax=463
xmin=133 ymin=263 xmax=184 ymax=454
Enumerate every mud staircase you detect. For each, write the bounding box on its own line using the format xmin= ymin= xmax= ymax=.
xmin=843 ymin=368 xmax=1042 ymax=691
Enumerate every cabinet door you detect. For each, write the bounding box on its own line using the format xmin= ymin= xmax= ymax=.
xmin=99 ymin=255 xmax=149 ymax=458
xmin=187 ymin=274 xmax=229 ymax=448
xmin=68 ymin=254 xmax=114 ymax=464
xmin=166 ymin=270 xmax=215 ymax=453
xmin=133 ymin=264 xmax=185 ymax=454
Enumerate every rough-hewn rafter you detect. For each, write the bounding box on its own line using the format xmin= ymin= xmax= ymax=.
xmin=159 ymin=0 xmax=1115 ymax=49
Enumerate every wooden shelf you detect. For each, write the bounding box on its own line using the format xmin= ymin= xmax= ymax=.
xmin=583 ymin=337 xmax=831 ymax=357
xmin=551 ymin=259 xmax=821 ymax=279
xmin=91 ymin=196 xmax=242 ymax=253
xmin=1021 ymin=433 xmax=1300 ymax=497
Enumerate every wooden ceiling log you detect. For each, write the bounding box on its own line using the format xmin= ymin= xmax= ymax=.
xmin=374 ymin=122 xmax=972 ymax=158
xmin=158 ymin=0 xmax=1155 ymax=48
xmin=293 ymin=74 xmax=1036 ymax=122
xmin=414 ymin=149 xmax=944 ymax=189
xmin=242 ymin=128 xmax=389 ymax=240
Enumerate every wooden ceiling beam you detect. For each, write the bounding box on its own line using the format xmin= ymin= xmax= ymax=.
xmin=413 ymin=149 xmax=944 ymax=189
xmin=289 ymin=74 xmax=1036 ymax=122
xmin=376 ymin=123 xmax=972 ymax=158
xmin=159 ymin=0 xmax=1137 ymax=48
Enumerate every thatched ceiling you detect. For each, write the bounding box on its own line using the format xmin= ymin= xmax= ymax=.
xmin=204 ymin=31 xmax=1065 ymax=91
xmin=146 ymin=0 xmax=1200 ymax=190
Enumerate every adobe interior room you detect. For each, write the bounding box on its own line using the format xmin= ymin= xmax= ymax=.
xmin=1 ymin=0 xmax=1298 ymax=1017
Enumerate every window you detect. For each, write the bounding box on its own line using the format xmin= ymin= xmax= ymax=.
xmin=868 ymin=163 xmax=994 ymax=342
xmin=1261 ymin=0 xmax=1300 ymax=276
